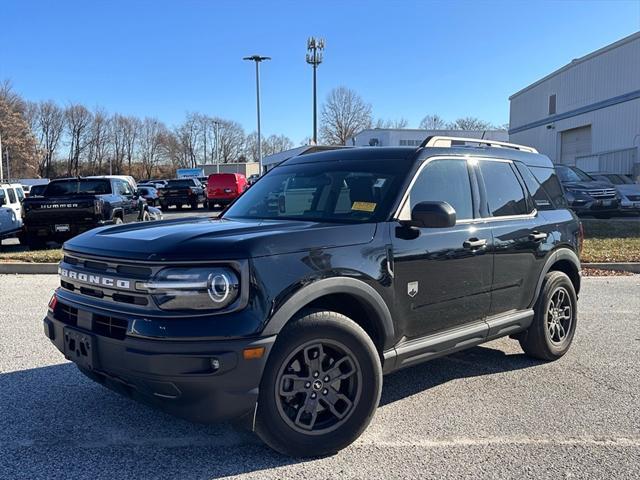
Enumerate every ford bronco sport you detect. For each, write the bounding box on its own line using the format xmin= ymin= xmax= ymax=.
xmin=44 ymin=137 xmax=582 ymax=457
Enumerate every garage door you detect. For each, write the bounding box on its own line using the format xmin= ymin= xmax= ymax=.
xmin=560 ymin=125 xmax=592 ymax=166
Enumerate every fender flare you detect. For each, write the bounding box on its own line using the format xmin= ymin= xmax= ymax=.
xmin=530 ymin=247 xmax=581 ymax=308
xmin=262 ymin=276 xmax=396 ymax=350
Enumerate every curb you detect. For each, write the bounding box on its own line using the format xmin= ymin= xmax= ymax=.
xmin=583 ymin=262 xmax=640 ymax=274
xmin=0 ymin=263 xmax=59 ymax=274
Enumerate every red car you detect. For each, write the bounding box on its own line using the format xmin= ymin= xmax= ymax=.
xmin=205 ymin=173 xmax=248 ymax=210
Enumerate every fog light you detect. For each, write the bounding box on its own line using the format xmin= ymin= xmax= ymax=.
xmin=210 ymin=358 xmax=221 ymax=372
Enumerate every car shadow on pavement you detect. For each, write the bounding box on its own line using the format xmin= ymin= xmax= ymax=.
xmin=0 ymin=345 xmax=543 ymax=479
xmin=380 ymin=344 xmax=544 ymax=406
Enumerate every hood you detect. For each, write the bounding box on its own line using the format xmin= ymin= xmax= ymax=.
xmin=561 ymin=180 xmax=614 ymax=190
xmin=64 ymin=216 xmax=377 ymax=261
xmin=615 ymin=184 xmax=640 ymax=196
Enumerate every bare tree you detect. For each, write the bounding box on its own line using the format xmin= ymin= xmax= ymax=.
xmin=419 ymin=114 xmax=447 ymax=130
xmin=448 ymin=116 xmax=494 ymax=131
xmin=263 ymin=134 xmax=293 ymax=157
xmin=123 ymin=116 xmax=141 ymax=173
xmin=139 ymin=117 xmax=167 ymax=178
xmin=85 ymin=108 xmax=110 ymax=175
xmin=26 ymin=100 xmax=65 ymax=177
xmin=374 ymin=118 xmax=408 ymax=129
xmin=320 ymin=87 xmax=372 ymax=145
xmin=217 ymin=119 xmax=245 ymax=163
xmin=65 ymin=104 xmax=92 ymax=176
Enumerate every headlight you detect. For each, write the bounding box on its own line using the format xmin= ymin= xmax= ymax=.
xmin=566 ymin=188 xmax=586 ymax=195
xmin=139 ymin=267 xmax=240 ymax=311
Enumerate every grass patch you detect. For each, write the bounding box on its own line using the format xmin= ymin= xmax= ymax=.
xmin=580 ymin=218 xmax=640 ymax=263
xmin=0 ymin=249 xmax=63 ymax=263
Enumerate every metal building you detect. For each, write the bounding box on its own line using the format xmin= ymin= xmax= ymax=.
xmin=509 ymin=32 xmax=640 ymax=177
xmin=348 ymin=128 xmax=508 ymax=147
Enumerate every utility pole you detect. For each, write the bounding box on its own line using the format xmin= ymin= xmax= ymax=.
xmin=243 ymin=55 xmax=270 ymax=173
xmin=212 ymin=119 xmax=220 ymax=173
xmin=306 ymin=37 xmax=325 ymax=145
xmin=0 ymin=131 xmax=3 ymax=181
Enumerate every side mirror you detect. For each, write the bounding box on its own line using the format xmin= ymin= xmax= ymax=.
xmin=408 ymin=201 xmax=456 ymax=228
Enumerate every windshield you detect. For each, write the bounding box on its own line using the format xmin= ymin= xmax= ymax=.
xmin=607 ymin=174 xmax=633 ymax=185
xmin=556 ymin=166 xmax=593 ymax=183
xmin=44 ymin=179 xmax=111 ymax=196
xmin=224 ymin=159 xmax=410 ymax=223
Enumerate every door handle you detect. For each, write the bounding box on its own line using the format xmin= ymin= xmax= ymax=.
xmin=463 ymin=237 xmax=487 ymax=249
xmin=529 ymin=231 xmax=548 ymax=242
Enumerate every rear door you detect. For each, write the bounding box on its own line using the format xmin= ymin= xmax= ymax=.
xmin=391 ymin=157 xmax=493 ymax=339
xmin=114 ymin=180 xmax=139 ymax=222
xmin=474 ymin=158 xmax=551 ymax=316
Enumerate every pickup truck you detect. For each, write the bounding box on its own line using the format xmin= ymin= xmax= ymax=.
xmin=158 ymin=178 xmax=205 ymax=210
xmin=22 ymin=176 xmax=149 ymax=249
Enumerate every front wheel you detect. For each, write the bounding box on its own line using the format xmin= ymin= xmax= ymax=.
xmin=519 ymin=271 xmax=578 ymax=361
xmin=256 ymin=310 xmax=382 ymax=457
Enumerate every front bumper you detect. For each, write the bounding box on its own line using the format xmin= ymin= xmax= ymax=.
xmin=44 ymin=301 xmax=275 ymax=423
xmin=569 ymin=198 xmax=620 ymax=215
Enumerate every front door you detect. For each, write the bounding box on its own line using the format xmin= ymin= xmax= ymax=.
xmin=391 ymin=158 xmax=493 ymax=340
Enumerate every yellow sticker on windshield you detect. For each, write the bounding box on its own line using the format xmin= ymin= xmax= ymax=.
xmin=352 ymin=201 xmax=376 ymax=212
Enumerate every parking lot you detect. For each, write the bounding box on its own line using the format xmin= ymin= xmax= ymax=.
xmin=0 ymin=274 xmax=638 ymax=479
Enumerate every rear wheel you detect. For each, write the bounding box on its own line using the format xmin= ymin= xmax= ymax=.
xmin=256 ymin=310 xmax=382 ymax=457
xmin=208 ymin=201 xmax=216 ymax=211
xmin=191 ymin=200 xmax=198 ymax=210
xmin=26 ymin=234 xmax=47 ymax=250
xmin=160 ymin=201 xmax=168 ymax=210
xmin=519 ymin=271 xmax=577 ymax=361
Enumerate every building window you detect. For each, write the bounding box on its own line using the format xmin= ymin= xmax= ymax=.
xmin=548 ymin=94 xmax=556 ymax=115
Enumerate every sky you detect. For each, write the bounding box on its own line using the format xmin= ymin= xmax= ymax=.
xmin=1 ymin=0 xmax=638 ymax=143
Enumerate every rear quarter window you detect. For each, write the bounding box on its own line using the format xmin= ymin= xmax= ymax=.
xmin=527 ymin=166 xmax=568 ymax=208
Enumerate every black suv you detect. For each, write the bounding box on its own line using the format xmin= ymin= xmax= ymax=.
xmin=157 ymin=178 xmax=205 ymax=210
xmin=44 ymin=138 xmax=582 ymax=457
xmin=555 ymin=165 xmax=620 ymax=218
xmin=22 ymin=176 xmax=149 ymax=248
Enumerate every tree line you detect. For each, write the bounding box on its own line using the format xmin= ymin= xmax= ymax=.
xmin=0 ymin=80 xmax=294 ymax=180
xmin=0 ymin=79 xmax=504 ymax=180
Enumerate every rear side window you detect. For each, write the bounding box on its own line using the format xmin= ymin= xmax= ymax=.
xmin=0 ymin=189 xmax=5 ymax=205
xmin=528 ymin=166 xmax=568 ymax=208
xmin=478 ymin=161 xmax=530 ymax=217
xmin=7 ymin=188 xmax=17 ymax=204
xmin=16 ymin=188 xmax=25 ymax=201
xmin=408 ymin=159 xmax=474 ymax=220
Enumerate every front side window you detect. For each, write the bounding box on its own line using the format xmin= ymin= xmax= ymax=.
xmin=405 ymin=159 xmax=474 ymax=221
xmin=555 ymin=165 xmax=593 ymax=183
xmin=0 ymin=189 xmax=6 ymax=206
xmin=479 ymin=160 xmax=530 ymax=217
xmin=224 ymin=159 xmax=411 ymax=223
xmin=16 ymin=188 xmax=25 ymax=201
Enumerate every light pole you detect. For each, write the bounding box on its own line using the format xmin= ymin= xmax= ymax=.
xmin=243 ymin=55 xmax=270 ymax=173
xmin=212 ymin=119 xmax=220 ymax=173
xmin=306 ymin=37 xmax=324 ymax=145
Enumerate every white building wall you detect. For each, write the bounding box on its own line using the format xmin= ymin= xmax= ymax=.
xmin=509 ymin=32 xmax=640 ymax=175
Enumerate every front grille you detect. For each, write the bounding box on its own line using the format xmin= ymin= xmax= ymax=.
xmin=586 ymin=188 xmax=617 ymax=199
xmin=59 ymin=253 xmax=155 ymax=307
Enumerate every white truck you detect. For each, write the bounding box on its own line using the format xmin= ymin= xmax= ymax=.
xmin=0 ymin=183 xmax=26 ymax=243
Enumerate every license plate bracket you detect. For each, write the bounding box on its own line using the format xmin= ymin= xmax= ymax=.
xmin=63 ymin=327 xmax=97 ymax=370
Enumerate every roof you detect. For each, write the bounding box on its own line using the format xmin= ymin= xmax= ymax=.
xmin=510 ymin=31 xmax=640 ymax=100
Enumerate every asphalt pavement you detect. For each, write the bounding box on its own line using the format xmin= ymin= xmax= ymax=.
xmin=0 ymin=275 xmax=638 ymax=479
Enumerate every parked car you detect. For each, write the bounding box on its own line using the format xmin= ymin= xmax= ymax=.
xmin=555 ymin=165 xmax=620 ymax=218
xmin=137 ymin=185 xmax=160 ymax=206
xmin=0 ymin=183 xmax=25 ymax=243
xmin=22 ymin=176 xmax=151 ymax=249
xmin=205 ymin=173 xmax=248 ymax=209
xmin=44 ymin=138 xmax=581 ymax=457
xmin=157 ymin=178 xmax=205 ymax=210
xmin=590 ymin=172 xmax=640 ymax=215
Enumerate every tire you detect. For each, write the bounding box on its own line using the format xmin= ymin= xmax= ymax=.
xmin=256 ymin=310 xmax=382 ymax=457
xmin=208 ymin=201 xmax=216 ymax=211
xmin=519 ymin=271 xmax=577 ymax=361
xmin=176 ymin=204 xmax=182 ymax=210
xmin=191 ymin=200 xmax=198 ymax=210
xmin=160 ymin=201 xmax=168 ymax=210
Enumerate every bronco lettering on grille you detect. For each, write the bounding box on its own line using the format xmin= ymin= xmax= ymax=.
xmin=58 ymin=268 xmax=131 ymax=289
